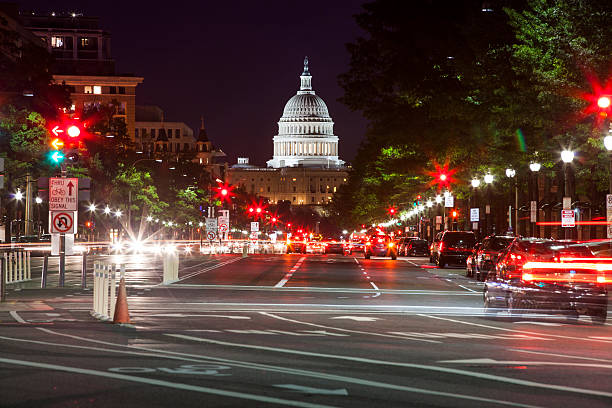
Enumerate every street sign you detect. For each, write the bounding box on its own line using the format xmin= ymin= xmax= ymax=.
xmin=561 ymin=210 xmax=575 ymax=228
xmin=607 ymin=194 xmax=612 ymax=239
xmin=250 ymin=231 xmax=259 ymax=239
xmin=218 ymin=223 xmax=228 ymax=233
xmin=205 ymin=217 xmax=217 ymax=232
xmin=251 ymin=222 xmax=259 ymax=232
xmin=444 ymin=195 xmax=454 ymax=208
xmin=530 ymin=201 xmax=537 ymax=223
xmin=49 ymin=177 xmax=78 ymax=211
xmin=435 ymin=216 xmax=442 ymax=225
xmin=50 ymin=211 xmax=75 ymax=234
xmin=470 ymin=208 xmax=479 ymax=222
xmin=206 ymin=231 xmax=217 ymax=240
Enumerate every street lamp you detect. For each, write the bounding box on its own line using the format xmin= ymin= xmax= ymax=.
xmin=561 ymin=150 xmax=575 ymax=239
xmin=104 ymin=206 xmax=111 ymax=215
xmin=506 ymin=168 xmax=517 ymax=235
xmin=484 ymin=174 xmax=494 ymax=184
xmin=35 ymin=196 xmax=43 ymax=238
xmin=13 ymin=189 xmax=23 ymax=241
xmin=529 ymin=162 xmax=541 ymax=237
xmin=471 ymin=178 xmax=481 ymax=188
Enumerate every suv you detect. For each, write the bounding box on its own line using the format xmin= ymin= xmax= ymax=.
xmin=364 ymin=234 xmax=397 ymax=260
xmin=431 ymin=231 xmax=476 ymax=267
xmin=405 ymin=239 xmax=430 ymax=257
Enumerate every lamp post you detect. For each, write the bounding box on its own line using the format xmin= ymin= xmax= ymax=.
xmin=505 ymin=168 xmax=517 ymax=235
xmin=13 ymin=189 xmax=23 ymax=242
xmin=484 ymin=174 xmax=494 ymax=235
xmin=561 ymin=150 xmax=575 ymax=239
xmin=35 ymin=196 xmax=43 ymax=238
xmin=529 ymin=162 xmax=541 ymax=237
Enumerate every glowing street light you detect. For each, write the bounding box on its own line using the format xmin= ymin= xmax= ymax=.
xmin=605 ymin=135 xmax=612 ymax=151
xmin=435 ymin=195 xmax=442 ymax=204
xmin=484 ymin=174 xmax=494 ymax=184
xmin=529 ymin=162 xmax=541 ymax=172
xmin=146 ymin=216 xmax=153 ymax=222
xmin=471 ymin=178 xmax=481 ymax=188
xmin=115 ymin=210 xmax=122 ymax=218
xmin=104 ymin=206 xmax=111 ymax=215
xmin=561 ymin=150 xmax=575 ymax=163
xmin=426 ymin=200 xmax=433 ymax=208
xmin=88 ymin=203 xmax=96 ymax=212
xmin=14 ymin=189 xmax=23 ymax=201
xmin=35 ymin=197 xmax=43 ymax=204
xmin=505 ymin=168 xmax=516 ymax=178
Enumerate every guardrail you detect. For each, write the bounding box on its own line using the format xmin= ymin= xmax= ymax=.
xmin=2 ymin=250 xmax=31 ymax=284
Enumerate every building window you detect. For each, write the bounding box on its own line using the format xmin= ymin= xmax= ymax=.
xmin=167 ymin=129 xmax=173 ymax=138
xmin=118 ymin=87 xmax=126 ymax=94
xmin=84 ymin=86 xmax=92 ymax=94
xmin=311 ymin=197 xmax=315 ymax=203
xmin=293 ymin=186 xmax=296 ymax=192
xmin=267 ymin=187 xmax=270 ymax=192
xmin=184 ymin=143 xmax=189 ymax=150
xmin=151 ymin=129 xmax=156 ymax=138
xmin=109 ymin=86 xmax=116 ymax=94
xmin=175 ymin=129 xmax=180 ymax=137
xmin=135 ymin=129 xmax=139 ymax=138
xmin=260 ymin=187 xmax=264 ymax=192
xmin=293 ymin=197 xmax=296 ymax=202
xmin=80 ymin=38 xmax=89 ymax=47
xmin=292 ymin=178 xmax=297 ymax=181
xmin=67 ymin=86 xmax=76 ymax=93
xmin=334 ymin=187 xmax=337 ymax=192
xmin=93 ymin=86 xmax=102 ymax=94
xmin=51 ymin=36 xmax=63 ymax=48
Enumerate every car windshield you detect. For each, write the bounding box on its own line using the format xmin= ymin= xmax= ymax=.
xmin=411 ymin=240 xmax=428 ymax=248
xmin=444 ymin=233 xmax=476 ymax=248
xmin=491 ymin=237 xmax=514 ymax=251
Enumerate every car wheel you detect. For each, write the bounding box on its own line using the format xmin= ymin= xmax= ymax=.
xmin=591 ymin=309 xmax=607 ymax=325
xmin=391 ymin=253 xmax=397 ymax=260
xmin=438 ymin=256 xmax=446 ymax=268
xmin=365 ymin=253 xmax=370 ymax=259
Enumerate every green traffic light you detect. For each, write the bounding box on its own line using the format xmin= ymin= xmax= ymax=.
xmin=48 ymin=150 xmax=65 ymax=164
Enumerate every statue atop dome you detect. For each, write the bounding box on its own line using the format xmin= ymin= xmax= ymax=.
xmin=302 ymin=56 xmax=310 ymax=76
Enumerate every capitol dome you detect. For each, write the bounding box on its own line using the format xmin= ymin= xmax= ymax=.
xmin=267 ymin=57 xmax=344 ymax=169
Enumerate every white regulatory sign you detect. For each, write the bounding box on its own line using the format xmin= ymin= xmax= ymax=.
xmin=205 ymin=218 xmax=217 ymax=232
xmin=50 ymin=211 xmax=76 ymax=234
xmin=251 ymin=222 xmax=259 ymax=232
xmin=49 ymin=177 xmax=78 ymax=211
xmin=470 ymin=208 xmax=479 ymax=222
xmin=561 ymin=210 xmax=575 ymax=228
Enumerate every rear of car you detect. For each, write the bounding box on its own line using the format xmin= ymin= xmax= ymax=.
xmin=286 ymin=236 xmax=307 ymax=253
xmin=484 ymin=239 xmax=608 ymax=323
xmin=364 ymin=235 xmax=397 ymax=260
xmin=323 ymin=240 xmax=345 ymax=254
xmin=406 ymin=239 xmax=430 ymax=256
xmin=434 ymin=231 xmax=476 ymax=267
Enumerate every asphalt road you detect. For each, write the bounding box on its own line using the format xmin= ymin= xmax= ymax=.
xmin=1 ymin=253 xmax=611 ymax=408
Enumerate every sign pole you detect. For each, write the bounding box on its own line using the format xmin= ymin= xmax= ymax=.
xmin=59 ymin=163 xmax=66 ymax=287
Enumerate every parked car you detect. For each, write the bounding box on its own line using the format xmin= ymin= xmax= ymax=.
xmin=364 ymin=234 xmax=397 ymax=260
xmin=430 ymin=231 xmax=477 ymax=267
xmin=397 ymin=237 xmax=418 ymax=256
xmin=404 ymin=239 xmax=430 ymax=257
xmin=472 ymin=235 xmax=515 ymax=281
xmin=484 ymin=238 xmax=608 ymax=324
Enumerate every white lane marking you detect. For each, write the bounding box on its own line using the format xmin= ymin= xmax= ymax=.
xmin=457 ymin=285 xmax=477 ymax=293
xmin=513 ymin=321 xmax=562 ymax=326
xmin=275 ymin=256 xmax=306 ymax=288
xmin=275 ymin=384 xmax=348 ymax=396
xmin=370 ymin=282 xmax=380 ymax=291
xmin=259 ymin=312 xmax=440 ymax=343
xmin=9 ymin=311 xmax=28 ymax=324
xmin=148 ymin=314 xmax=251 ymax=319
xmin=439 ymin=358 xmax=612 ymax=369
xmin=390 ymin=332 xmax=551 ymax=341
xmin=406 ymin=261 xmax=418 ymax=266
xmin=175 ymin=257 xmax=243 ymax=283
xmin=353 ymin=257 xmax=359 ymax=264
xmin=331 ymin=316 xmax=380 ymax=322
xmin=590 ymin=336 xmax=612 ymax=340
xmin=418 ymin=314 xmax=612 ymax=344
xmin=166 ymin=334 xmax=612 ymax=400
xmin=510 ymin=349 xmax=612 ymax=363
xmin=0 ymin=357 xmax=334 ymax=408
xmin=1 ymin=331 xmax=535 ymax=408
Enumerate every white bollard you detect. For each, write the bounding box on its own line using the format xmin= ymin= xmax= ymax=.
xmin=26 ymin=251 xmax=31 ymax=280
xmin=162 ymin=252 xmax=179 ymax=284
xmin=110 ymin=264 xmax=117 ymax=318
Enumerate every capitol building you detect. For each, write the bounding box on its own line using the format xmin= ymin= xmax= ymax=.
xmin=228 ymin=58 xmax=348 ymax=205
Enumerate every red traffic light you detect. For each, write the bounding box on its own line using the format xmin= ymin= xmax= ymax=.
xmin=388 ymin=206 xmax=396 ymax=215
xmin=67 ymin=124 xmax=81 ymax=138
xmin=248 ymin=207 xmax=255 ymax=213
xmin=256 ymin=207 xmax=262 ymax=213
xmin=214 ymin=182 xmax=234 ymax=202
xmin=416 ymin=194 xmax=422 ymax=200
xmin=287 ymin=223 xmax=292 ymax=227
xmin=598 ymin=96 xmax=611 ymax=109
xmin=452 ymin=210 xmax=458 ymax=218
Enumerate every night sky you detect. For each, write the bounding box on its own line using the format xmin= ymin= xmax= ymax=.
xmin=18 ymin=0 xmax=369 ymax=166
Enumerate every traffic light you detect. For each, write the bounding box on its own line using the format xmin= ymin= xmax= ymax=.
xmin=388 ymin=206 xmax=396 ymax=216
xmin=214 ymin=182 xmax=234 ymax=203
xmin=65 ymin=149 xmax=79 ymax=164
xmin=452 ymin=210 xmax=458 ymax=218
xmin=85 ymin=220 xmax=95 ymax=230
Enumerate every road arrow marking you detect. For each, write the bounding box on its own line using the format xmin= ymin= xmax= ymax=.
xmin=438 ymin=358 xmax=612 ymax=369
xmin=274 ymin=384 xmax=348 ymax=396
xmin=331 ymin=316 xmax=380 ymax=322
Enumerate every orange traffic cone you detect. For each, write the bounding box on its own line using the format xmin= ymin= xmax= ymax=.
xmin=113 ymin=277 xmax=131 ymax=324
